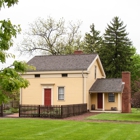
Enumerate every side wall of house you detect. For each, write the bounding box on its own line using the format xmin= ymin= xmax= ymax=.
xmin=104 ymin=93 xmax=118 ymax=110
xmin=21 ymin=74 xmax=84 ymax=105
xmin=21 ymin=58 xmax=105 ymax=109
xmin=86 ymin=59 xmax=104 ymax=110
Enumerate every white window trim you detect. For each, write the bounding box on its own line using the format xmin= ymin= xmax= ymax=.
xmin=42 ymin=85 xmax=54 ymax=105
xmin=58 ymin=86 xmax=65 ymax=101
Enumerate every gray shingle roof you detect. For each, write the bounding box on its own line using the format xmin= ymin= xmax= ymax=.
xmin=89 ymin=78 xmax=124 ymax=93
xmin=27 ymin=54 xmax=97 ymax=71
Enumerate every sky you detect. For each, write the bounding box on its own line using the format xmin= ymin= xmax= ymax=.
xmin=1 ymin=0 xmax=140 ymax=67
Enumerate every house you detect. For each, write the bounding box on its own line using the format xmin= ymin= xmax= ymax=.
xmin=20 ymin=51 xmax=131 ymax=113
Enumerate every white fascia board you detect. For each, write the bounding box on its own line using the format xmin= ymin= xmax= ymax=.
xmin=23 ymin=70 xmax=89 ymax=75
xmin=87 ymin=55 xmax=106 ymax=78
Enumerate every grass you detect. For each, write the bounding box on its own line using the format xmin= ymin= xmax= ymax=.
xmin=0 ymin=118 xmax=140 ymax=140
xmin=87 ymin=108 xmax=140 ymax=121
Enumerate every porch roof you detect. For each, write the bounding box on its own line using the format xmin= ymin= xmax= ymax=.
xmin=89 ymin=78 xmax=124 ymax=93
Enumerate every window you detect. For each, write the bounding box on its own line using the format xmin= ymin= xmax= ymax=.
xmin=62 ymin=74 xmax=68 ymax=77
xmin=58 ymin=87 xmax=64 ymax=100
xmin=35 ymin=74 xmax=40 ymax=78
xmin=108 ymin=93 xmax=115 ymax=102
xmin=94 ymin=65 xmax=97 ymax=79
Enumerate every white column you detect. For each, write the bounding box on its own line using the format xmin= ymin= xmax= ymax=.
xmin=103 ymin=93 xmax=105 ymax=111
xmin=118 ymin=93 xmax=121 ymax=111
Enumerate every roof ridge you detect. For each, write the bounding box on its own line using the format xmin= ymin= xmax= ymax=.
xmin=35 ymin=53 xmax=98 ymax=57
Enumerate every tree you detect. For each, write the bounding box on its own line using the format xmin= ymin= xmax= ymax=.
xmin=131 ymin=91 xmax=140 ymax=108
xmin=0 ymin=0 xmax=32 ymax=104
xmin=99 ymin=16 xmax=135 ymax=78
xmin=83 ymin=24 xmax=102 ymax=53
xmin=18 ymin=17 xmax=83 ymax=55
xmin=130 ymin=54 xmax=140 ymax=82
xmin=130 ymin=54 xmax=140 ymax=97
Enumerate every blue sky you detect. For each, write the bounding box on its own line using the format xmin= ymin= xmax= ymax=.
xmin=1 ymin=0 xmax=140 ymax=67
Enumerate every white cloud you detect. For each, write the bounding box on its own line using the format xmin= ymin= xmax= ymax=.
xmin=0 ymin=0 xmax=140 ymax=66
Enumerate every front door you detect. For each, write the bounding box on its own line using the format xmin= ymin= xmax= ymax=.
xmin=97 ymin=93 xmax=103 ymax=109
xmin=44 ymin=89 xmax=51 ymax=106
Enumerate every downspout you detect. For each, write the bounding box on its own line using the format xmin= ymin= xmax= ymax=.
xmin=20 ymin=88 xmax=22 ymax=105
xmin=82 ymin=70 xmax=84 ymax=103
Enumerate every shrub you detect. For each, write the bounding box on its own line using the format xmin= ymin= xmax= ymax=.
xmin=131 ymin=92 xmax=140 ymax=108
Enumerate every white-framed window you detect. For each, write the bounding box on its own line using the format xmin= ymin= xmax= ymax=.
xmin=108 ymin=93 xmax=115 ymax=102
xmin=62 ymin=74 xmax=68 ymax=77
xmin=35 ymin=74 xmax=40 ymax=78
xmin=58 ymin=87 xmax=64 ymax=100
xmin=94 ymin=65 xmax=97 ymax=79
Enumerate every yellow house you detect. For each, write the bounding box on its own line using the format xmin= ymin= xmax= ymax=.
xmin=21 ymin=51 xmax=131 ymax=113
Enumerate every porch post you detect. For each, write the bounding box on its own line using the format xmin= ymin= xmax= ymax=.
xmin=118 ymin=93 xmax=121 ymax=111
xmin=103 ymin=93 xmax=105 ymax=111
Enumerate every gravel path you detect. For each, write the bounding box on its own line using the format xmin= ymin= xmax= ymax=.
xmin=63 ymin=112 xmax=101 ymax=121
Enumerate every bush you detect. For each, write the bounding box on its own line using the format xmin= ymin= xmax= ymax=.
xmin=10 ymin=108 xmax=19 ymax=113
xmin=131 ymin=92 xmax=140 ymax=108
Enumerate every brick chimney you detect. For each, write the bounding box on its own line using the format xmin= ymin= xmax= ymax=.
xmin=74 ymin=50 xmax=83 ymax=54
xmin=122 ymin=72 xmax=131 ymax=113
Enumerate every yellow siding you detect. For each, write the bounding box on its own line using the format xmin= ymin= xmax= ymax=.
xmin=90 ymin=93 xmax=97 ymax=109
xmin=86 ymin=59 xmax=104 ymax=110
xmin=21 ymin=77 xmax=83 ymax=105
xmin=104 ymin=93 xmax=118 ymax=110
xmin=21 ymin=57 xmax=106 ymax=110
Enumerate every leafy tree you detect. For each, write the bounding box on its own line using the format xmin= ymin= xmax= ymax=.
xmin=99 ymin=16 xmax=135 ymax=78
xmin=0 ymin=0 xmax=32 ymax=104
xmin=18 ymin=17 xmax=83 ymax=55
xmin=130 ymin=54 xmax=140 ymax=82
xmin=0 ymin=0 xmax=18 ymax=8
xmin=83 ymin=24 xmax=102 ymax=53
xmin=130 ymin=54 xmax=140 ymax=97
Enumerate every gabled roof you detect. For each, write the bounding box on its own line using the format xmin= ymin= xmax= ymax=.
xmin=27 ymin=54 xmax=98 ymax=71
xmin=89 ymin=78 xmax=124 ymax=93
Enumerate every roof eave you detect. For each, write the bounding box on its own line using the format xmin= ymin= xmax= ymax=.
xmin=89 ymin=91 xmax=122 ymax=93
xmin=87 ymin=55 xmax=106 ymax=78
xmin=23 ymin=70 xmax=90 ymax=75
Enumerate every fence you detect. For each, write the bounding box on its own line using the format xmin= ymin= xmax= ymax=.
xmin=19 ymin=104 xmax=87 ymax=118
xmin=61 ymin=104 xmax=87 ymax=118
xmin=0 ymin=105 xmax=3 ymax=117
xmin=3 ymin=101 xmax=19 ymax=110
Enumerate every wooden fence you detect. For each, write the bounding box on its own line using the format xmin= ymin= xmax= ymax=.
xmin=19 ymin=104 xmax=87 ymax=118
xmin=0 ymin=105 xmax=3 ymax=117
xmin=3 ymin=101 xmax=19 ymax=110
xmin=0 ymin=101 xmax=19 ymax=117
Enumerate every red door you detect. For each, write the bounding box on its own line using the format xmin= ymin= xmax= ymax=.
xmin=98 ymin=93 xmax=103 ymax=109
xmin=44 ymin=89 xmax=51 ymax=106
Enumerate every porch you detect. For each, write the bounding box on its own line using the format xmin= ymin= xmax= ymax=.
xmin=89 ymin=78 xmax=124 ymax=113
xmin=90 ymin=92 xmax=122 ymax=113
xmin=90 ymin=109 xmax=121 ymax=113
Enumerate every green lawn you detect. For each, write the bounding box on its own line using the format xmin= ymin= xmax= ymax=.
xmin=0 ymin=118 xmax=140 ymax=140
xmin=87 ymin=108 xmax=140 ymax=121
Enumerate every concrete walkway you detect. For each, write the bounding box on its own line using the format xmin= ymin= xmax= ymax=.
xmin=4 ymin=113 xmax=19 ymax=118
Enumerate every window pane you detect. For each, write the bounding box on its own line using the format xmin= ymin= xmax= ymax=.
xmin=58 ymin=87 xmax=64 ymax=94
xmin=58 ymin=94 xmax=64 ymax=100
xmin=95 ymin=66 xmax=97 ymax=79
xmin=58 ymin=87 xmax=64 ymax=100
xmin=108 ymin=93 xmax=115 ymax=102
